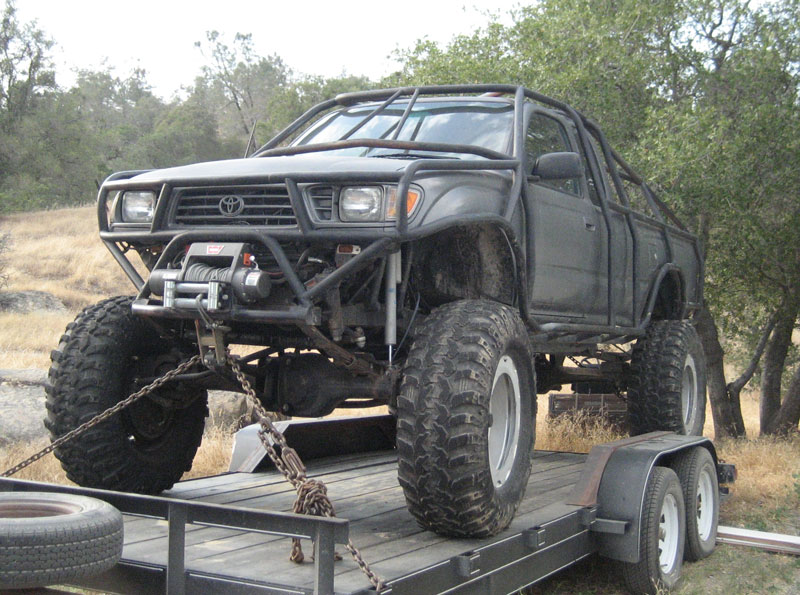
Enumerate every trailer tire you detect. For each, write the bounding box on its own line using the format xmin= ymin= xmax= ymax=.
xmin=628 ymin=320 xmax=706 ymax=435
xmin=397 ymin=300 xmax=535 ymax=537
xmin=45 ymin=296 xmax=207 ymax=494
xmin=672 ymin=446 xmax=719 ymax=561
xmin=621 ymin=466 xmax=685 ymax=594
xmin=0 ymin=492 xmax=123 ymax=589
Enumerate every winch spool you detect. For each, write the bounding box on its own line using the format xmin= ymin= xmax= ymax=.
xmin=148 ymin=243 xmax=271 ymax=305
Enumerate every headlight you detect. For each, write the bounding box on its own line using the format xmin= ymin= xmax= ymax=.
xmin=340 ymin=187 xmax=383 ymax=222
xmin=385 ymin=187 xmax=421 ymax=220
xmin=121 ymin=191 xmax=156 ymax=223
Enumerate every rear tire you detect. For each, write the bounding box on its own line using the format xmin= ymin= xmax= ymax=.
xmin=396 ymin=300 xmax=535 ymax=537
xmin=45 ymin=296 xmax=207 ymax=494
xmin=621 ymin=466 xmax=685 ymax=594
xmin=0 ymin=492 xmax=123 ymax=589
xmin=628 ymin=320 xmax=706 ymax=435
xmin=672 ymin=447 xmax=719 ymax=561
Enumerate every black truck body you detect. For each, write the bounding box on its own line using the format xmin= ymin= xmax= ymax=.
xmin=98 ymin=85 xmax=701 ymax=357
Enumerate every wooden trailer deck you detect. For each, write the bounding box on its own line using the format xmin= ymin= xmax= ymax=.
xmin=114 ymin=449 xmax=590 ymax=593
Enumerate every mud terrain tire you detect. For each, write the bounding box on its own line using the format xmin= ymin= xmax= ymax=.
xmin=396 ymin=300 xmax=535 ymax=537
xmin=45 ymin=296 xmax=207 ymax=494
xmin=628 ymin=320 xmax=706 ymax=435
xmin=0 ymin=492 xmax=123 ymax=589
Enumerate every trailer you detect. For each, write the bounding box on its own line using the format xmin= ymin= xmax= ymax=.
xmin=0 ymin=415 xmax=734 ymax=594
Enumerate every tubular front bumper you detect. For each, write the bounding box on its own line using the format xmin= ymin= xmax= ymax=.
xmin=131 ymin=231 xmax=397 ymax=325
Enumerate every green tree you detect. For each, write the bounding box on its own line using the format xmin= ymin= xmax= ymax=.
xmin=0 ymin=0 xmax=54 ymax=130
xmin=394 ymin=0 xmax=800 ymax=436
xmin=193 ymin=31 xmax=292 ymax=146
xmin=142 ymin=100 xmax=225 ymax=167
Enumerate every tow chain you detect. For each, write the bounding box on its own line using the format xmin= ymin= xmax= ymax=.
xmin=1 ymin=355 xmax=203 ymax=478
xmin=1 ymin=352 xmax=386 ymax=593
xmin=227 ymin=355 xmax=386 ymax=592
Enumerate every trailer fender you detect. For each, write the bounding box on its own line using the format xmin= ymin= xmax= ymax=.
xmin=568 ymin=432 xmax=719 ymax=563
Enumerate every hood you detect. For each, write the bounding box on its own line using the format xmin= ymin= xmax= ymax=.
xmin=129 ymin=153 xmax=410 ymax=183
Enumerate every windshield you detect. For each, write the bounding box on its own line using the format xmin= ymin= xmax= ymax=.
xmin=293 ymin=100 xmax=514 ymax=159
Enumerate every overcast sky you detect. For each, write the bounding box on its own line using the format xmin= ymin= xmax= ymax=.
xmin=16 ymin=0 xmax=521 ymax=99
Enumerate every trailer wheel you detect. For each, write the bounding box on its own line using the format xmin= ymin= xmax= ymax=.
xmin=0 ymin=492 xmax=123 ymax=589
xmin=622 ymin=466 xmax=685 ymax=594
xmin=628 ymin=320 xmax=706 ymax=435
xmin=672 ymin=447 xmax=719 ymax=561
xmin=396 ymin=300 xmax=535 ymax=537
xmin=45 ymin=296 xmax=207 ymax=494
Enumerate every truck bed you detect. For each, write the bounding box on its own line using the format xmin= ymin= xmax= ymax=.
xmin=102 ymin=449 xmax=590 ymax=593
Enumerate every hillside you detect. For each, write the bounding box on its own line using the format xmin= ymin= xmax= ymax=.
xmin=0 ymin=205 xmax=141 ymax=368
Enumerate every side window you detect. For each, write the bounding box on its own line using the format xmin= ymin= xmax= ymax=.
xmin=574 ymin=132 xmax=602 ymax=206
xmin=587 ymin=132 xmax=658 ymax=217
xmin=588 ymin=135 xmax=622 ymax=205
xmin=526 ymin=113 xmax=580 ymax=196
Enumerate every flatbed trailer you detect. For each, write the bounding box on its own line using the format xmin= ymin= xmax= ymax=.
xmin=0 ymin=416 xmax=734 ymax=594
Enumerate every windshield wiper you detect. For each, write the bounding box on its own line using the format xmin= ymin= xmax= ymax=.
xmin=369 ymin=152 xmax=457 ymax=160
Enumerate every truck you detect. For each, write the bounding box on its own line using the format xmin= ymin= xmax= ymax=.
xmin=44 ymin=84 xmax=706 ymax=543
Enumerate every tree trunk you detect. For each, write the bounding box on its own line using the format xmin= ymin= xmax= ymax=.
xmin=763 ymin=363 xmax=800 ymax=435
xmin=695 ymin=305 xmax=745 ymax=438
xmin=759 ymin=305 xmax=795 ymax=434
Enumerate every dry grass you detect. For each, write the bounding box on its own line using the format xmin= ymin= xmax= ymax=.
xmin=0 ymin=206 xmax=141 ymax=367
xmin=715 ymin=433 xmax=800 ymax=533
xmin=0 ymin=311 xmax=76 ymax=368
xmin=0 ymin=437 xmax=71 ymax=485
xmin=535 ymin=395 xmax=624 ymax=452
xmin=183 ymin=423 xmax=236 ymax=480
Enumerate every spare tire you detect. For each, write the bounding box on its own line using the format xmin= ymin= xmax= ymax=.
xmin=0 ymin=492 xmax=123 ymax=589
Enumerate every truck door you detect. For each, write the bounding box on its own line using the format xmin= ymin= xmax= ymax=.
xmin=526 ymin=112 xmax=607 ymax=322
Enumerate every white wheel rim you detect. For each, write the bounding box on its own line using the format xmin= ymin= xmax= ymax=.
xmin=682 ymin=353 xmax=697 ymax=428
xmin=488 ymin=355 xmax=522 ymax=487
xmin=659 ymin=493 xmax=680 ymax=574
xmin=696 ymin=467 xmax=716 ymax=541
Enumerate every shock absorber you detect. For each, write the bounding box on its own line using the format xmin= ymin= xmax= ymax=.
xmin=385 ymin=250 xmax=401 ymax=365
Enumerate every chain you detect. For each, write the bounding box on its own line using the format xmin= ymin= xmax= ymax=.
xmin=2 ymin=350 xmax=385 ymax=592
xmin=227 ymin=356 xmax=386 ymax=593
xmin=2 ymin=355 xmax=203 ymax=478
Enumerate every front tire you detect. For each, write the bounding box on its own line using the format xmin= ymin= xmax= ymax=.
xmin=45 ymin=296 xmax=207 ymax=494
xmin=396 ymin=300 xmax=535 ymax=537
xmin=628 ymin=320 xmax=707 ymax=435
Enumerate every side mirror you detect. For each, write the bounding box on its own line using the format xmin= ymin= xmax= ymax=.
xmin=531 ymin=152 xmax=583 ymax=180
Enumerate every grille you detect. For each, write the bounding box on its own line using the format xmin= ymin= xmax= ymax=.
xmin=172 ymin=185 xmax=297 ymax=227
xmin=308 ymin=185 xmax=334 ymax=221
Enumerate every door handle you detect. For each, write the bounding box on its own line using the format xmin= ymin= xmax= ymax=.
xmin=583 ymin=217 xmax=597 ymax=231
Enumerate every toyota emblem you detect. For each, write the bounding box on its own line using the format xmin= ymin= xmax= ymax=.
xmin=219 ymin=195 xmax=245 ymax=217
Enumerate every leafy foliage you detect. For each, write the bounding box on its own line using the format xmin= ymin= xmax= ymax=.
xmin=392 ymin=0 xmax=800 ymax=434
xmin=0 ymin=5 xmax=371 ymax=214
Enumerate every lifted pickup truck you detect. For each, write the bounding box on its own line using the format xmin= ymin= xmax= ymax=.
xmin=45 ymin=85 xmax=705 ymax=540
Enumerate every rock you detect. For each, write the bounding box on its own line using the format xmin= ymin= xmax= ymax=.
xmin=208 ymin=390 xmax=261 ymax=430
xmin=0 ymin=382 xmax=48 ymax=446
xmin=0 ymin=291 xmax=66 ymax=313
xmin=0 ymin=369 xmax=47 ymax=386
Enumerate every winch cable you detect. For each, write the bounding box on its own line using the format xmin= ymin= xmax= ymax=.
xmin=1 ymin=351 xmax=387 ymax=593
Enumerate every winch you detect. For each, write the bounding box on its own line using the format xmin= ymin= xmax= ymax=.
xmin=148 ymin=243 xmax=271 ymax=311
